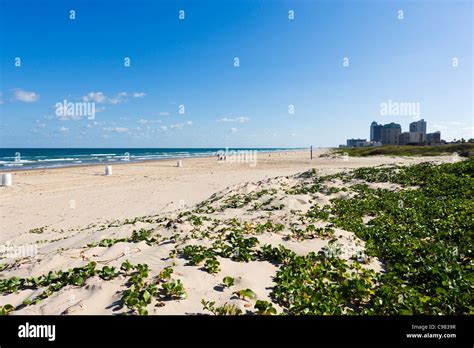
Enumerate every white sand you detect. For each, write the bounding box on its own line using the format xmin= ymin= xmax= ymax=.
xmin=0 ymin=149 xmax=456 ymax=315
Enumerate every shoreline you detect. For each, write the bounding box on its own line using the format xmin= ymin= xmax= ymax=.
xmin=0 ymin=148 xmax=310 ymax=173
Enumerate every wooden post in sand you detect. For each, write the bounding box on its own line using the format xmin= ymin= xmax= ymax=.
xmin=177 ymin=160 xmax=182 ymax=167
xmin=105 ymin=165 xmax=112 ymax=176
xmin=1 ymin=173 xmax=12 ymax=186
xmin=310 ymin=146 xmax=313 ymax=160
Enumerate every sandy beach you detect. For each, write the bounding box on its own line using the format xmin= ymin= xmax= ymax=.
xmin=0 ymin=149 xmax=458 ymax=315
xmin=1 ymin=149 xmax=317 ymax=238
xmin=1 ymin=2 xmax=471 ymax=345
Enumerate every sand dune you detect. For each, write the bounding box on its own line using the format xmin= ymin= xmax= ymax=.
xmin=0 ymin=149 xmax=456 ymax=315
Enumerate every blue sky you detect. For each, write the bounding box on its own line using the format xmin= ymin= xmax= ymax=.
xmin=0 ymin=0 xmax=472 ymax=148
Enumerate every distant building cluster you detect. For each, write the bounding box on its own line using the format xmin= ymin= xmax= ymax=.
xmin=343 ymin=119 xmax=442 ymax=148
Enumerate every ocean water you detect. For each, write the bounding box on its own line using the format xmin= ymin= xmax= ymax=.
xmin=0 ymin=148 xmax=301 ymax=171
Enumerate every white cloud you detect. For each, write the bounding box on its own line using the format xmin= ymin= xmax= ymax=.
xmin=13 ymin=89 xmax=40 ymax=103
xmin=159 ymin=112 xmax=170 ymax=116
xmin=83 ymin=92 xmax=106 ymax=103
xmin=35 ymin=120 xmax=46 ymax=129
xmin=230 ymin=127 xmax=239 ymax=133
xmin=103 ymin=127 xmax=129 ymax=133
xmin=59 ymin=126 xmax=69 ymax=132
xmin=218 ymin=117 xmax=250 ymax=123
xmin=169 ymin=121 xmax=193 ymax=130
xmin=82 ymin=92 xmax=127 ymax=104
xmin=159 ymin=121 xmax=192 ymax=132
xmin=86 ymin=121 xmax=101 ymax=128
xmin=138 ymin=118 xmax=161 ymax=124
xmin=109 ymin=92 xmax=127 ymax=104
xmin=133 ymin=92 xmax=146 ymax=98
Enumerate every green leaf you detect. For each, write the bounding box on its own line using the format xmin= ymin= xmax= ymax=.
xmin=142 ymin=290 xmax=151 ymax=303
xmin=222 ymin=276 xmax=235 ymax=288
xmin=237 ymin=288 xmax=256 ymax=300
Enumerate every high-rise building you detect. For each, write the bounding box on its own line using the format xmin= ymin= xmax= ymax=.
xmin=398 ymin=132 xmax=425 ymax=145
xmin=347 ymin=138 xmax=368 ymax=147
xmin=409 ymin=119 xmax=427 ymax=135
xmin=370 ymin=121 xmax=383 ymax=142
xmin=426 ymin=131 xmax=441 ymax=144
xmin=382 ymin=123 xmax=402 ymax=145
xmin=398 ymin=132 xmax=410 ymax=145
